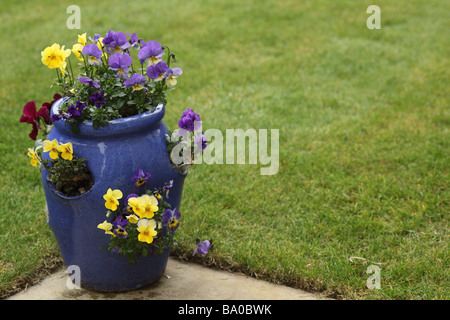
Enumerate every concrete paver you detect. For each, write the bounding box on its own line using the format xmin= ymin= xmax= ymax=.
xmin=7 ymin=257 xmax=325 ymax=300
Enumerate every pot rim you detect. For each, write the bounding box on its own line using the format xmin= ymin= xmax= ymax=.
xmin=51 ymin=97 xmax=165 ymax=138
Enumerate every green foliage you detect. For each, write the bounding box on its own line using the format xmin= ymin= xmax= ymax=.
xmin=43 ymin=156 xmax=93 ymax=197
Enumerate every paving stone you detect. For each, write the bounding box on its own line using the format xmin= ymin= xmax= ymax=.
xmin=7 ymin=257 xmax=326 ymax=300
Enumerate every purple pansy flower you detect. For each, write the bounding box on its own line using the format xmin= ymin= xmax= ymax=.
xmin=89 ymin=33 xmax=102 ymax=43
xmin=193 ymin=239 xmax=212 ymax=256
xmin=127 ymin=32 xmax=140 ymax=50
xmin=102 ymin=30 xmax=130 ymax=54
xmin=162 ymin=207 xmax=181 ymax=233
xmin=178 ymin=108 xmax=202 ymax=133
xmin=89 ymin=91 xmax=105 ymax=108
xmin=123 ymin=73 xmax=147 ymax=91
xmin=194 ymin=132 xmax=208 ymax=151
xmin=108 ymin=52 xmax=133 ymax=79
xmin=163 ymin=180 xmax=173 ymax=198
xmin=78 ymin=76 xmax=100 ymax=89
xmin=112 ymin=215 xmax=128 ymax=228
xmin=51 ymin=113 xmax=69 ymax=122
xmin=67 ymin=101 xmax=86 ymax=117
xmin=165 ymin=67 xmax=183 ymax=86
xmin=147 ymin=61 xmax=168 ymax=81
xmin=131 ymin=169 xmax=151 ymax=188
xmin=81 ymin=44 xmax=102 ymax=65
xmin=138 ymin=40 xmax=164 ymax=65
xmin=112 ymin=216 xmax=128 ymax=238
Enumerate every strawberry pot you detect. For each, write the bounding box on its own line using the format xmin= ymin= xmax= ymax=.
xmin=41 ymin=97 xmax=186 ymax=292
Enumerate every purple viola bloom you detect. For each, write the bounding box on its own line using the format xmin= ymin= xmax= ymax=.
xmin=194 ymin=132 xmax=208 ymax=151
xmin=127 ymin=32 xmax=140 ymax=50
xmin=112 ymin=215 xmax=128 ymax=228
xmin=67 ymin=101 xmax=86 ymax=118
xmin=131 ymin=169 xmax=151 ymax=188
xmin=165 ymin=67 xmax=183 ymax=86
xmin=123 ymin=73 xmax=147 ymax=91
xmin=51 ymin=113 xmax=70 ymax=122
xmin=178 ymin=108 xmax=202 ymax=132
xmin=193 ymin=239 xmax=212 ymax=256
xmin=138 ymin=40 xmax=163 ymax=65
xmin=89 ymin=33 xmax=102 ymax=43
xmin=89 ymin=91 xmax=105 ymax=108
xmin=163 ymin=207 xmax=181 ymax=233
xmin=103 ymin=30 xmax=130 ymax=54
xmin=51 ymin=114 xmax=61 ymax=122
xmin=81 ymin=44 xmax=103 ymax=65
xmin=78 ymin=76 xmax=100 ymax=89
xmin=112 ymin=216 xmax=128 ymax=239
xmin=108 ymin=52 xmax=133 ymax=79
xmin=163 ymin=180 xmax=173 ymax=198
xmin=146 ymin=61 xmax=168 ymax=81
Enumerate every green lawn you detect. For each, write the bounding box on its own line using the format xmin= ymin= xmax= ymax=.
xmin=0 ymin=0 xmax=448 ymax=299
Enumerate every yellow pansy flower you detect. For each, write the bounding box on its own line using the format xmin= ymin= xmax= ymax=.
xmin=41 ymin=43 xmax=71 ymax=69
xmin=78 ymin=33 xmax=87 ymax=47
xmin=57 ymin=142 xmax=73 ymax=161
xmin=97 ymin=220 xmax=114 ymax=236
xmin=96 ymin=37 xmax=108 ymax=58
xmin=128 ymin=197 xmax=146 ymax=217
xmin=126 ymin=214 xmax=140 ymax=224
xmin=72 ymin=43 xmax=84 ymax=62
xmin=59 ymin=61 xmax=67 ymax=76
xmin=137 ymin=194 xmax=159 ymax=219
xmin=27 ymin=148 xmax=40 ymax=167
xmin=43 ymin=139 xmax=59 ymax=160
xmin=103 ymin=188 xmax=123 ymax=211
xmin=137 ymin=219 xmax=157 ymax=244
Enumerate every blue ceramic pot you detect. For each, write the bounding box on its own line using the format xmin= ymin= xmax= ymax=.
xmin=41 ymin=97 xmax=186 ymax=292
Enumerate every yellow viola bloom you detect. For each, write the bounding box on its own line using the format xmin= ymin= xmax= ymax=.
xmin=59 ymin=61 xmax=67 ymax=76
xmin=126 ymin=214 xmax=140 ymax=224
xmin=43 ymin=139 xmax=59 ymax=160
xmin=57 ymin=142 xmax=73 ymax=161
xmin=103 ymin=188 xmax=123 ymax=211
xmin=41 ymin=43 xmax=71 ymax=69
xmin=27 ymin=148 xmax=40 ymax=167
xmin=137 ymin=219 xmax=157 ymax=244
xmin=154 ymin=192 xmax=162 ymax=201
xmin=96 ymin=36 xmax=104 ymax=49
xmin=72 ymin=43 xmax=84 ymax=62
xmin=128 ymin=197 xmax=146 ymax=217
xmin=137 ymin=194 xmax=159 ymax=219
xmin=96 ymin=37 xmax=108 ymax=58
xmin=97 ymin=221 xmax=114 ymax=236
xmin=78 ymin=33 xmax=87 ymax=47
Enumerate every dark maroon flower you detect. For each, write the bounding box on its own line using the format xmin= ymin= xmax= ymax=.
xmin=42 ymin=93 xmax=62 ymax=112
xmin=19 ymin=101 xmax=51 ymax=140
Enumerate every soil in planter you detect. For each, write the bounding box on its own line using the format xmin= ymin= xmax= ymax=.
xmin=47 ymin=158 xmax=94 ymax=197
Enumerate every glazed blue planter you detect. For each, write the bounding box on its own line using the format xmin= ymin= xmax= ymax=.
xmin=41 ymin=97 xmax=186 ymax=292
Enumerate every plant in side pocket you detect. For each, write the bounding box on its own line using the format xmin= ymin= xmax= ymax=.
xmin=28 ymin=139 xmax=93 ymax=197
xmin=97 ymin=169 xmax=182 ymax=263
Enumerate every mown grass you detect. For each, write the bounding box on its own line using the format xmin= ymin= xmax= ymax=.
xmin=0 ymin=0 xmax=448 ymax=299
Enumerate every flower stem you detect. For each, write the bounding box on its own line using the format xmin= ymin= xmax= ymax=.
xmin=68 ymin=58 xmax=75 ymax=86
